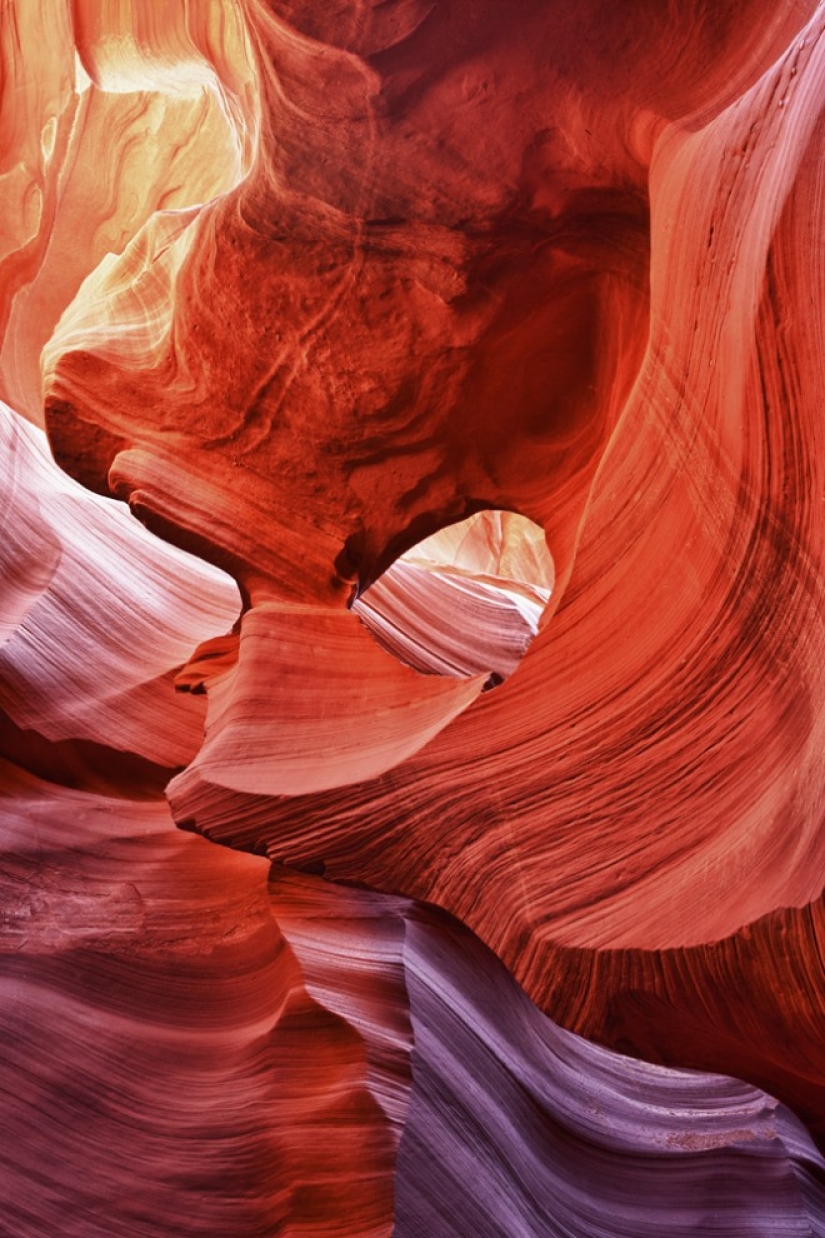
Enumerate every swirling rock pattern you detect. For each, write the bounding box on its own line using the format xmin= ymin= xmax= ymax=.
xmin=272 ymin=872 xmax=825 ymax=1238
xmin=0 ymin=402 xmax=239 ymax=765
xmin=0 ymin=0 xmax=824 ymax=1234
xmin=352 ymin=510 xmax=555 ymax=679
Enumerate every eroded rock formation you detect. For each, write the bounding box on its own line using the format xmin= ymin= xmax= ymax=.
xmin=1 ymin=0 xmax=824 ymax=1234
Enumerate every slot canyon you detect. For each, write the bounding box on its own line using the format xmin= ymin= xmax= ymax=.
xmin=1 ymin=1 xmax=824 ymax=1233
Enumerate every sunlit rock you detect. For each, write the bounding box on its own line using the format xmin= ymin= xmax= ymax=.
xmin=353 ymin=510 xmax=554 ymax=680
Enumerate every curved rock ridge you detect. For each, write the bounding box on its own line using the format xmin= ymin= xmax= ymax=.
xmin=0 ymin=0 xmax=257 ymax=424
xmin=171 ymin=601 xmax=485 ymax=800
xmin=0 ymin=766 xmax=412 ymax=1237
xmin=4 ymin=767 xmax=823 ymax=1238
xmin=0 ymin=0 xmax=823 ymax=1231
xmin=539 ymin=894 xmax=825 ymax=1153
xmin=273 ymin=872 xmax=825 ymax=1238
xmin=35 ymin=0 xmax=825 ymax=959
xmin=0 ymin=401 xmax=240 ymax=766
xmin=162 ymin=755 xmax=825 ymax=1160
xmin=353 ymin=510 xmax=554 ymax=679
xmin=396 ymin=914 xmax=825 ymax=1238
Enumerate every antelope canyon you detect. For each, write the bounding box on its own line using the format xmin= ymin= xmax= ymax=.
xmin=1 ymin=0 xmax=824 ymax=1234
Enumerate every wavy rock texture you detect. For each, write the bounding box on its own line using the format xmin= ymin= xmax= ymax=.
xmin=0 ymin=0 xmax=824 ymax=1234
xmin=0 ymin=771 xmax=412 ymax=1236
xmin=39 ymin=0 xmax=825 ymax=952
xmin=270 ymin=871 xmax=825 ymax=1238
xmin=0 ymin=0 xmax=257 ymax=421
xmin=541 ymin=895 xmax=825 ymax=1152
xmin=352 ymin=510 xmax=555 ymax=678
xmin=0 ymin=401 xmax=239 ymax=765
xmin=392 ymin=890 xmax=825 ymax=1238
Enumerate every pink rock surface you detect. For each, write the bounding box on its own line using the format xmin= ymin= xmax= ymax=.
xmin=0 ymin=401 xmax=239 ymax=766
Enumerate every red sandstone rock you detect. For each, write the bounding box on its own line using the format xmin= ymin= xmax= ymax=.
xmin=36 ymin=0 xmax=825 ymax=957
xmin=0 ymin=0 xmax=824 ymax=1231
